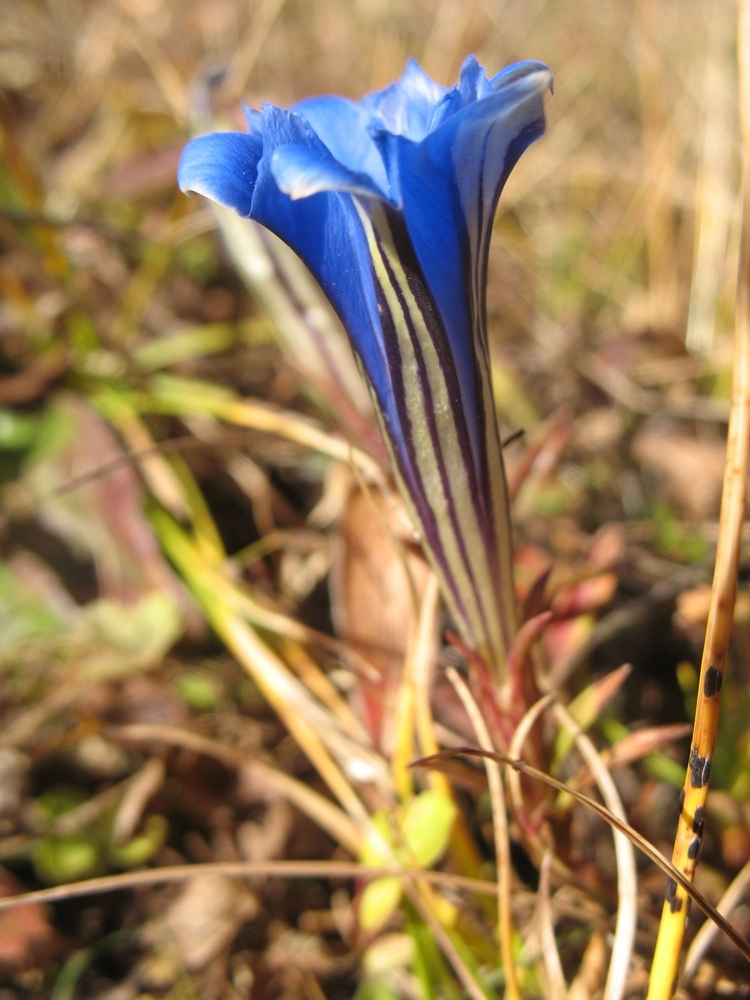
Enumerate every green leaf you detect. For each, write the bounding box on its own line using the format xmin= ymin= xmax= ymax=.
xmin=400 ymin=791 xmax=456 ymax=868
xmin=359 ymin=876 xmax=403 ymax=932
xmin=33 ymin=837 xmax=99 ymax=884
xmin=108 ymin=815 xmax=168 ymax=867
xmin=360 ymin=810 xmax=395 ymax=866
xmin=174 ymin=671 xmax=223 ymax=712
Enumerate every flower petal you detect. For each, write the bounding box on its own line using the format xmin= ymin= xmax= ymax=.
xmin=177 ymin=131 xmax=263 ymax=217
xmin=376 ymin=63 xmax=551 ymax=464
xmin=242 ymin=103 xmax=263 ymax=134
xmin=248 ymin=107 xmax=406 ymax=432
xmin=363 ymin=59 xmax=447 ymax=141
xmin=271 ymin=142 xmax=388 ymax=201
xmin=292 ymin=95 xmax=389 ymax=193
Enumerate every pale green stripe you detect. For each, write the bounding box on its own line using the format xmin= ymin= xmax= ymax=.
xmin=358 ymin=202 xmax=508 ymax=675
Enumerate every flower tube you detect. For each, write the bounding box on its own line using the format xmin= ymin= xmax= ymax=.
xmin=179 ymin=55 xmax=552 ymax=683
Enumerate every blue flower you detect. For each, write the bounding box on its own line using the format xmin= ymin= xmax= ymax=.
xmin=179 ymin=56 xmax=552 ymax=682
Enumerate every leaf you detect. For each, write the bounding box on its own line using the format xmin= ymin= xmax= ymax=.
xmin=360 ymin=810 xmax=395 ymax=867
xmin=32 ymin=837 xmax=99 ymax=885
xmin=359 ymin=876 xmax=403 ymax=933
xmin=108 ymin=815 xmax=168 ymax=868
xmin=400 ymin=790 xmax=457 ymax=868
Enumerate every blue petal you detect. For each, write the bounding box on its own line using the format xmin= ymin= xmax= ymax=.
xmin=271 ymin=142 xmax=388 ymax=201
xmin=363 ymin=59 xmax=447 ymax=141
xmin=491 ymin=59 xmax=553 ymax=91
xmin=378 ymin=63 xmax=551 ymax=467
xmin=242 ymin=103 xmax=263 ymax=134
xmin=178 ymin=131 xmax=263 ymax=217
xmin=250 ymin=107 xmax=399 ymax=432
xmin=292 ymin=96 xmax=389 ymax=193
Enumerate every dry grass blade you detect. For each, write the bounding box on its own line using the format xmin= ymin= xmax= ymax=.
xmin=142 ymin=381 xmax=385 ymax=484
xmin=0 ymin=861 xmax=501 ymax=915
xmin=686 ymin=0 xmax=736 ymax=355
xmin=411 ymin=747 xmax=750 ymax=964
xmin=392 ymin=572 xmax=440 ymax=799
xmin=683 ymin=857 xmax=750 ymax=982
xmin=553 ymin=703 xmax=636 ymax=1000
xmin=221 ymin=0 xmax=289 ymax=101
xmin=507 ymin=693 xmax=556 ymax=868
xmin=154 ymin=511 xmax=386 ymax=827
xmin=446 ymin=667 xmax=521 ymax=1000
xmin=106 ymin=723 xmax=364 ymax=856
xmin=50 ymin=432 xmax=254 ymax=497
xmin=647 ymin=5 xmax=750 ymax=996
xmin=536 ymin=849 xmax=568 ymax=1000
xmin=402 ymin=881 xmax=488 ymax=1000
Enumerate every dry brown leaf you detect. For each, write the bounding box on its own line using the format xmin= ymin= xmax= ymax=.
xmin=330 ymin=486 xmax=430 ymax=752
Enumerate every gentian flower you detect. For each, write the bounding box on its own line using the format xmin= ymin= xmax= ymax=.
xmin=179 ymin=56 xmax=552 ymax=684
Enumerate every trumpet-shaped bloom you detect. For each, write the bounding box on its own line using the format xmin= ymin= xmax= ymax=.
xmin=179 ymin=56 xmax=552 ymax=680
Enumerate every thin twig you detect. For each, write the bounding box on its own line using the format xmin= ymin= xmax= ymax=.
xmin=106 ymin=723 xmax=364 ymax=855
xmin=412 ymin=747 xmax=750 ymax=965
xmin=683 ymin=857 xmax=750 ymax=982
xmin=446 ymin=668 xmax=521 ymax=1000
xmin=0 ymin=860 xmax=500 ymax=914
xmin=553 ymin=703 xmax=636 ymax=1000
xmin=646 ymin=5 xmax=750 ymax=997
xmin=536 ymin=849 xmax=568 ymax=1000
xmin=404 ymin=881 xmax=489 ymax=1000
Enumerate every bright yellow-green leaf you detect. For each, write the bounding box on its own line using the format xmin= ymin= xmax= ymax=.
xmin=175 ymin=671 xmax=223 ymax=711
xmin=400 ymin=790 xmax=457 ymax=868
xmin=359 ymin=876 xmax=402 ymax=932
xmin=109 ymin=815 xmax=168 ymax=868
xmin=33 ymin=837 xmax=99 ymax=884
xmin=360 ymin=810 xmax=395 ymax=866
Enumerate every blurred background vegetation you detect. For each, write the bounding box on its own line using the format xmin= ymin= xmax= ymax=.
xmin=0 ymin=0 xmax=748 ymax=997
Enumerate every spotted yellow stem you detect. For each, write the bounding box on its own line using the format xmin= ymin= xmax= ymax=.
xmin=647 ymin=5 xmax=750 ymax=996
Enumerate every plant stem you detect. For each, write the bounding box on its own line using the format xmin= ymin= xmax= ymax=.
xmin=647 ymin=6 xmax=750 ymax=995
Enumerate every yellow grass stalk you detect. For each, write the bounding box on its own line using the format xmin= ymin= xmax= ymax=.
xmin=553 ymin=703 xmax=636 ymax=1000
xmin=646 ymin=6 xmax=750 ymax=995
xmin=446 ymin=667 xmax=520 ymax=1000
xmin=153 ymin=511 xmax=378 ymax=835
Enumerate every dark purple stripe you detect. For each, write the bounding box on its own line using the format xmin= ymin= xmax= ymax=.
xmin=369 ymin=272 xmax=469 ymax=625
xmin=376 ymin=209 xmax=494 ymax=647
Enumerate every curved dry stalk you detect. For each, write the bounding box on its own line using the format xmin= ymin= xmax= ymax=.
xmin=569 ymin=933 xmax=608 ymax=1000
xmin=392 ymin=572 xmax=441 ymax=800
xmin=411 ymin=579 xmax=485 ymax=881
xmin=0 ymin=861 xmax=502 ymax=914
xmin=154 ymin=510 xmax=387 ymax=826
xmin=507 ymin=693 xmax=555 ymax=866
xmin=536 ymin=849 xmax=568 ymax=1000
xmin=683 ymin=857 xmax=750 ymax=982
xmin=106 ymin=723 xmax=364 ymax=856
xmin=140 ymin=378 xmax=384 ymax=484
xmin=647 ymin=6 xmax=750 ymax=997
xmin=411 ymin=747 xmax=750 ymax=965
xmin=446 ymin=667 xmax=521 ymax=1000
xmin=214 ymin=398 xmax=386 ymax=484
xmin=553 ymin=703 xmax=636 ymax=1000
xmin=403 ymin=882 xmax=488 ymax=1000
xmin=216 ymin=610 xmax=378 ymax=822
